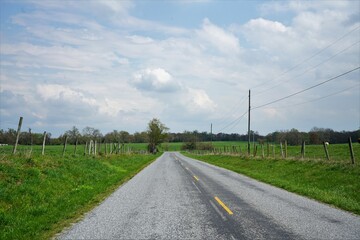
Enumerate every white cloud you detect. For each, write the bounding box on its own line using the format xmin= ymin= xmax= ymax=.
xmin=186 ymin=88 xmax=217 ymax=112
xmin=132 ymin=68 xmax=181 ymax=92
xmin=127 ymin=35 xmax=154 ymax=44
xmin=96 ymin=0 xmax=134 ymax=14
xmin=1 ymin=0 xmax=359 ymax=135
xmin=245 ymin=18 xmax=288 ymax=33
xmin=197 ymin=18 xmax=241 ymax=55
xmin=260 ymin=1 xmax=352 ymax=15
xmin=36 ymin=84 xmax=98 ymax=107
xmin=1 ymin=43 xmax=123 ymax=71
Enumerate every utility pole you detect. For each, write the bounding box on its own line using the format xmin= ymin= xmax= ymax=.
xmin=247 ymin=90 xmax=251 ymax=155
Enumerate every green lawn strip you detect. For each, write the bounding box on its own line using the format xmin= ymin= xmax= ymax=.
xmin=0 ymin=153 xmax=159 ymax=240
xmin=184 ymin=153 xmax=360 ymax=215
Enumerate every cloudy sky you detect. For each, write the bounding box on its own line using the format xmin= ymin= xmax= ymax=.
xmin=0 ymin=0 xmax=359 ymax=137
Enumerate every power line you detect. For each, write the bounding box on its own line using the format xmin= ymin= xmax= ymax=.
xmin=250 ymin=24 xmax=360 ymax=90
xmin=261 ymin=83 xmax=360 ymax=109
xmin=252 ymin=66 xmax=360 ymax=110
xmin=217 ymin=110 xmax=247 ymax=133
xmin=253 ymin=40 xmax=360 ymax=96
xmin=226 ymin=111 xmax=248 ymax=133
xmin=214 ymin=94 xmax=247 ymax=129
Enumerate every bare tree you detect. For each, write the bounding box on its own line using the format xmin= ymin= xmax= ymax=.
xmin=65 ymin=126 xmax=81 ymax=144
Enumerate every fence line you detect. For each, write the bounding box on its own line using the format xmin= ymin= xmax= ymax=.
xmin=186 ymin=140 xmax=357 ymax=165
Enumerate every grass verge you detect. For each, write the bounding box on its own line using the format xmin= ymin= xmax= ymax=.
xmin=184 ymin=153 xmax=360 ymax=215
xmin=0 ymin=153 xmax=159 ymax=240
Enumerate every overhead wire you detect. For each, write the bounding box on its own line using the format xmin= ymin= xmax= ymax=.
xmin=216 ymin=110 xmax=248 ymax=133
xmin=213 ymin=94 xmax=247 ymax=130
xmin=250 ymin=24 xmax=360 ymax=91
xmin=225 ymin=111 xmax=248 ymax=133
xmin=215 ymin=25 xmax=359 ymax=133
xmin=261 ymin=83 xmax=360 ymax=109
xmin=252 ymin=66 xmax=360 ymax=110
xmin=253 ymin=40 xmax=360 ymax=97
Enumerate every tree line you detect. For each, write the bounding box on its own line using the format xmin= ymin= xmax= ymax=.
xmin=0 ymin=118 xmax=169 ymax=154
xmin=0 ymin=125 xmax=358 ymax=146
xmin=265 ymin=128 xmax=359 ymax=145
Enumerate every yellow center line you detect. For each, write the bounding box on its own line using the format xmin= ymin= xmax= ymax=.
xmin=214 ymin=196 xmax=233 ymax=215
xmin=193 ymin=175 xmax=199 ymax=181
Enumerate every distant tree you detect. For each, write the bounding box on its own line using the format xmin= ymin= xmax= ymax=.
xmin=45 ymin=132 xmax=52 ymax=145
xmin=134 ymin=131 xmax=147 ymax=143
xmin=310 ymin=127 xmax=332 ymax=143
xmin=104 ymin=130 xmax=119 ymax=143
xmin=146 ymin=118 xmax=169 ymax=153
xmin=181 ymin=141 xmax=197 ymax=150
xmin=309 ymin=131 xmax=320 ymax=144
xmin=183 ymin=131 xmax=199 ymax=143
xmin=181 ymin=131 xmax=198 ymax=150
xmin=82 ymin=126 xmax=102 ymax=140
xmin=65 ymin=126 xmax=81 ymax=144
xmin=286 ymin=128 xmax=303 ymax=145
xmin=0 ymin=128 xmax=16 ymax=144
xmin=119 ymin=131 xmax=131 ymax=143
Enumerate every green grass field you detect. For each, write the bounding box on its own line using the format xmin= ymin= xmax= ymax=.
xmin=1 ymin=141 xmax=359 ymax=239
xmin=189 ymin=141 xmax=360 ymax=163
xmin=0 ymin=151 xmax=159 ymax=240
xmin=2 ymin=141 xmax=358 ymax=163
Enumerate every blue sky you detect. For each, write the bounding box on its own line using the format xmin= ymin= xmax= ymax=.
xmin=0 ymin=0 xmax=359 ymax=137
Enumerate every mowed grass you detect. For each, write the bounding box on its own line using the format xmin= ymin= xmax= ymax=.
xmin=184 ymin=153 xmax=360 ymax=215
xmin=0 ymin=152 xmax=159 ymax=240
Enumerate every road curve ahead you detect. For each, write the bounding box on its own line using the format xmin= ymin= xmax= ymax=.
xmin=59 ymin=152 xmax=360 ymax=240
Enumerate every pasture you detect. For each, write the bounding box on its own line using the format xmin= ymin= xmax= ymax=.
xmin=0 ymin=140 xmax=359 ymax=239
xmin=1 ymin=141 xmax=359 ymax=164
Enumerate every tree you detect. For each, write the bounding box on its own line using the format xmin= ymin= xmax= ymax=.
xmin=65 ymin=126 xmax=81 ymax=144
xmin=82 ymin=126 xmax=102 ymax=140
xmin=286 ymin=128 xmax=303 ymax=145
xmin=104 ymin=130 xmax=120 ymax=143
xmin=119 ymin=131 xmax=131 ymax=143
xmin=134 ymin=131 xmax=147 ymax=143
xmin=146 ymin=118 xmax=169 ymax=153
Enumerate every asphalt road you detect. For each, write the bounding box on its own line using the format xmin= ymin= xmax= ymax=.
xmin=59 ymin=152 xmax=360 ymax=239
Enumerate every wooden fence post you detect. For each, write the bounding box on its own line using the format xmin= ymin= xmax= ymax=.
xmin=253 ymin=145 xmax=258 ymax=157
xmin=41 ymin=131 xmax=47 ymax=155
xmin=348 ymin=137 xmax=355 ymax=164
xmin=88 ymin=140 xmax=93 ymax=155
xmin=28 ymin=128 xmax=33 ymax=156
xmin=301 ymin=141 xmax=305 ymax=159
xmin=284 ymin=140 xmax=288 ymax=159
xmin=272 ymin=144 xmax=275 ymax=158
xmin=280 ymin=142 xmax=284 ymax=158
xmin=323 ymin=141 xmax=330 ymax=161
xmin=266 ymin=143 xmax=270 ymax=158
xmin=74 ymin=138 xmax=78 ymax=155
xmin=62 ymin=135 xmax=68 ymax=157
xmin=84 ymin=141 xmax=88 ymax=155
xmin=12 ymin=116 xmax=23 ymax=155
xmin=94 ymin=141 xmax=97 ymax=155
